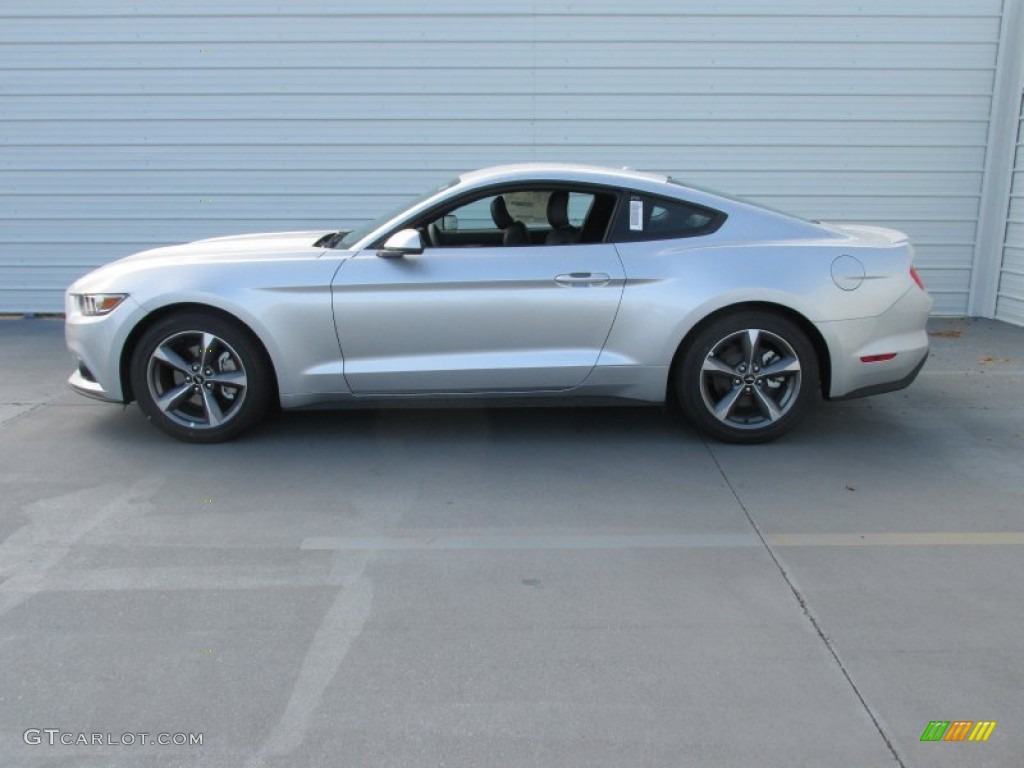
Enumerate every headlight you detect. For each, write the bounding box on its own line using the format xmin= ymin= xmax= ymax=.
xmin=76 ymin=293 xmax=128 ymax=316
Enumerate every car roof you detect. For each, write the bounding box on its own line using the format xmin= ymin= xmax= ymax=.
xmin=457 ymin=163 xmax=671 ymax=189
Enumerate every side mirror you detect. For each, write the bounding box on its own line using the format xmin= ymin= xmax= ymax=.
xmin=377 ymin=229 xmax=424 ymax=258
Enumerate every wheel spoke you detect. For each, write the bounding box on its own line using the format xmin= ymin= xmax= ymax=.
xmin=155 ymin=381 xmax=193 ymax=413
xmin=199 ymin=332 xmax=217 ymax=368
xmin=752 ymin=386 xmax=783 ymax=422
xmin=207 ymin=369 xmax=247 ymax=388
xmin=743 ymin=329 xmax=762 ymax=369
xmin=200 ymin=387 xmax=225 ymax=427
xmin=152 ymin=344 xmax=193 ymax=374
xmin=702 ymin=355 xmax=736 ymax=377
xmin=760 ymin=356 xmax=801 ymax=378
xmin=713 ymin=385 xmax=744 ymax=422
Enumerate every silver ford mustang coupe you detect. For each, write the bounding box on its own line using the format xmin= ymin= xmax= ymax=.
xmin=65 ymin=163 xmax=931 ymax=444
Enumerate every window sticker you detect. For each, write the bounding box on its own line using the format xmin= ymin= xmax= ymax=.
xmin=629 ymin=199 xmax=643 ymax=231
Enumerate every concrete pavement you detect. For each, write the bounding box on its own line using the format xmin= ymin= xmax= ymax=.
xmin=0 ymin=316 xmax=1021 ymax=767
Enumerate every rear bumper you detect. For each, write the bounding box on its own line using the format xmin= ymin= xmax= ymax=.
xmin=829 ymin=352 xmax=927 ymax=400
xmin=818 ymin=285 xmax=932 ymax=400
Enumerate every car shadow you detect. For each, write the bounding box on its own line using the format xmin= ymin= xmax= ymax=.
xmin=256 ymin=404 xmax=690 ymax=447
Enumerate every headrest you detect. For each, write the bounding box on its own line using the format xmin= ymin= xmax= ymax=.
xmin=546 ymin=190 xmax=570 ymax=229
xmin=490 ymin=196 xmax=514 ymax=229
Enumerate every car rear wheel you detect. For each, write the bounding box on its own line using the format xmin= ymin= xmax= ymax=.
xmin=676 ymin=311 xmax=819 ymax=444
xmin=129 ymin=312 xmax=271 ymax=443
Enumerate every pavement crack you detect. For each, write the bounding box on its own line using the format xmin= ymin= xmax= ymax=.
xmin=702 ymin=438 xmax=906 ymax=768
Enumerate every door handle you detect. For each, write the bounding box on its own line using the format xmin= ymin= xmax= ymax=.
xmin=554 ymin=272 xmax=612 ymax=288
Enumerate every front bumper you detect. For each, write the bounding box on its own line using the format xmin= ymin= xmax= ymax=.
xmin=64 ymin=294 xmax=147 ymax=404
xmin=818 ymin=285 xmax=932 ymax=400
xmin=68 ymin=366 xmax=122 ymax=403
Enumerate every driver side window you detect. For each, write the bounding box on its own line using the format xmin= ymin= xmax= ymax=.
xmin=419 ymin=188 xmax=614 ymax=249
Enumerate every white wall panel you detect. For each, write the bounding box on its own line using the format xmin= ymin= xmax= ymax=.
xmin=1 ymin=42 xmax=1000 ymax=71
xmin=0 ymin=0 xmax=1007 ymax=313
xmin=996 ymin=95 xmax=1024 ymax=326
xmin=4 ymin=1 xmax=1005 ymax=14
xmin=0 ymin=170 xmax=984 ymax=196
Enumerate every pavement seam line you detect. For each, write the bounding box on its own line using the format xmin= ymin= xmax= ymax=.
xmin=701 ymin=438 xmax=906 ymax=768
xmin=0 ymin=400 xmax=48 ymax=429
xmin=245 ymin=552 xmax=374 ymax=768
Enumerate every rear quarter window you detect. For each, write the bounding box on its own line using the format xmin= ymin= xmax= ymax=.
xmin=610 ymin=194 xmax=725 ymax=242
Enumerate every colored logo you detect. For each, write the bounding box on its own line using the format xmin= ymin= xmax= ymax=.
xmin=920 ymin=721 xmax=997 ymax=742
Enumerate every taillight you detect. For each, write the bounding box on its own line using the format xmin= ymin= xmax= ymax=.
xmin=910 ymin=266 xmax=925 ymax=290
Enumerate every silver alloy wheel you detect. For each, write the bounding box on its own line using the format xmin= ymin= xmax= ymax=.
xmin=699 ymin=328 xmax=802 ymax=430
xmin=145 ymin=330 xmax=248 ymax=430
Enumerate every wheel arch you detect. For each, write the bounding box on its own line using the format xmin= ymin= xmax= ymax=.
xmin=119 ymin=302 xmax=280 ymax=405
xmin=667 ymin=301 xmax=831 ymax=401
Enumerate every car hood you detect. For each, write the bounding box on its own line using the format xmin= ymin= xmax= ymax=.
xmin=117 ymin=230 xmax=336 ymax=265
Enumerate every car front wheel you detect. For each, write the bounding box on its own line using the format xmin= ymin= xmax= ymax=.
xmin=676 ymin=311 xmax=819 ymax=444
xmin=129 ymin=312 xmax=271 ymax=443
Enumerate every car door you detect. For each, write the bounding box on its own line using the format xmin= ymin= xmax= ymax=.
xmin=332 ymin=190 xmax=625 ymax=394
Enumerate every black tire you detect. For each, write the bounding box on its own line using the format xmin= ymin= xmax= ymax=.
xmin=675 ymin=310 xmax=819 ymax=444
xmin=129 ymin=311 xmax=271 ymax=443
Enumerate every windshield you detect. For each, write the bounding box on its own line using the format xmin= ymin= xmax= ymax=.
xmin=334 ymin=178 xmax=459 ymax=249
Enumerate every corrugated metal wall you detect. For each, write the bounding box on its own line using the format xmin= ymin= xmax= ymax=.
xmin=0 ymin=0 xmax=1007 ymax=313
xmin=996 ymin=91 xmax=1024 ymax=325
